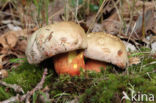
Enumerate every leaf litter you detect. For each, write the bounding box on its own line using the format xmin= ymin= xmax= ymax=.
xmin=0 ymin=0 xmax=156 ymax=102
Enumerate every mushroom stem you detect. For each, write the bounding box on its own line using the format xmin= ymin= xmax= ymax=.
xmin=85 ymin=59 xmax=106 ymax=72
xmin=53 ymin=51 xmax=85 ymax=76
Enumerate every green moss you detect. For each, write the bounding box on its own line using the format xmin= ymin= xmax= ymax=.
xmin=0 ymin=48 xmax=155 ymax=102
xmin=48 ymin=52 xmax=156 ymax=102
xmin=79 ymin=73 xmax=156 ymax=103
xmin=0 ymin=87 xmax=12 ymax=100
xmin=0 ymin=61 xmax=54 ymax=101
xmin=78 ymin=52 xmax=156 ymax=103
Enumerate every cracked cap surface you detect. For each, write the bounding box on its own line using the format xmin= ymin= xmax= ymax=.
xmin=26 ymin=21 xmax=87 ymax=64
xmin=84 ymin=32 xmax=128 ymax=69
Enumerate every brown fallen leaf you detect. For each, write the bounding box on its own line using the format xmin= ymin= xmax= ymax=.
xmin=0 ymin=35 xmax=9 ymax=52
xmin=0 ymin=30 xmax=28 ymax=51
xmin=0 ymin=55 xmax=5 ymax=70
xmin=0 ymin=69 xmax=8 ymax=79
xmin=129 ymin=57 xmax=141 ymax=66
xmin=0 ymin=29 xmax=34 ymax=52
xmin=0 ymin=29 xmax=34 ymax=69
xmin=0 ymin=64 xmax=2 ymax=70
xmin=135 ymin=0 xmax=155 ymax=8
xmin=102 ymin=19 xmax=122 ymax=35
xmin=48 ymin=0 xmax=65 ymax=22
xmin=132 ymin=7 xmax=155 ymax=39
xmin=108 ymin=0 xmax=156 ymax=40
xmin=92 ymin=23 xmax=103 ymax=32
xmin=14 ymin=38 xmax=27 ymax=53
xmin=5 ymin=32 xmax=18 ymax=48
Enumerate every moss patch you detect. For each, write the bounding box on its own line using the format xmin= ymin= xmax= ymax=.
xmin=0 ymin=62 xmax=54 ymax=101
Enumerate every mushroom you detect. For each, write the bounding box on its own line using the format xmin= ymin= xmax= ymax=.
xmin=84 ymin=32 xmax=128 ymax=72
xmin=26 ymin=21 xmax=87 ymax=76
xmin=85 ymin=59 xmax=107 ymax=72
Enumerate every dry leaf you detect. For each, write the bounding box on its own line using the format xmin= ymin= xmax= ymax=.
xmin=0 ymin=63 xmax=2 ymax=70
xmin=48 ymin=0 xmax=65 ymax=22
xmin=133 ymin=8 xmax=154 ymax=39
xmin=0 ymin=29 xmax=31 ymax=52
xmin=135 ymin=1 xmax=155 ymax=8
xmin=102 ymin=19 xmax=122 ymax=35
xmin=5 ymin=32 xmax=18 ymax=48
xmin=0 ymin=69 xmax=8 ymax=79
xmin=129 ymin=57 xmax=141 ymax=66
xmin=0 ymin=29 xmax=33 ymax=69
xmin=0 ymin=55 xmax=5 ymax=70
xmin=92 ymin=23 xmax=103 ymax=32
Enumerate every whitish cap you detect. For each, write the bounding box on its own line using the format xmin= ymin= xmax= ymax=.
xmin=84 ymin=32 xmax=128 ymax=68
xmin=26 ymin=22 xmax=87 ymax=64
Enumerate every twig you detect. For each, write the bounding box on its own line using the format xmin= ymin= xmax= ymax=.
xmin=125 ymin=0 xmax=136 ymax=35
xmin=1 ymin=95 xmax=19 ymax=103
xmin=1 ymin=68 xmax=48 ymax=103
xmin=143 ymin=61 xmax=156 ymax=68
xmin=75 ymin=0 xmax=79 ymax=22
xmin=0 ymin=81 xmax=24 ymax=93
xmin=87 ymin=0 xmax=107 ymax=33
xmin=141 ymin=1 xmax=145 ymax=40
xmin=23 ymin=68 xmax=48 ymax=102
xmin=111 ymin=0 xmax=124 ymax=27
xmin=65 ymin=0 xmax=69 ymax=21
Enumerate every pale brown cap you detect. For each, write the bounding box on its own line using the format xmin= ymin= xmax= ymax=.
xmin=26 ymin=21 xmax=87 ymax=64
xmin=84 ymin=32 xmax=128 ymax=69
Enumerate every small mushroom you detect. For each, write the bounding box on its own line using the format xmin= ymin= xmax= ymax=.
xmin=26 ymin=21 xmax=87 ymax=76
xmin=84 ymin=32 xmax=128 ymax=72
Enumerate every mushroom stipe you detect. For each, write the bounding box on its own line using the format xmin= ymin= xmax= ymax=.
xmin=26 ymin=22 xmax=87 ymax=76
xmin=54 ymin=51 xmax=85 ymax=76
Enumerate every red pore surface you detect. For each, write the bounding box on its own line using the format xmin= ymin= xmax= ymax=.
xmin=54 ymin=52 xmax=85 ymax=76
xmin=85 ymin=59 xmax=106 ymax=72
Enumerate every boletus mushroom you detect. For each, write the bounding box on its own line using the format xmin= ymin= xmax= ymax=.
xmin=84 ymin=32 xmax=128 ymax=72
xmin=26 ymin=21 xmax=87 ymax=76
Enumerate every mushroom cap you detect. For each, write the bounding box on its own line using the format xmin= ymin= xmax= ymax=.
xmin=26 ymin=21 xmax=87 ymax=64
xmin=84 ymin=32 xmax=128 ymax=69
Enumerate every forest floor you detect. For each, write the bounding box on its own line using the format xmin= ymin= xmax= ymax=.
xmin=0 ymin=0 xmax=156 ymax=103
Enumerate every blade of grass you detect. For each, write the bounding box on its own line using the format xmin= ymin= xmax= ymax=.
xmin=87 ymin=0 xmax=106 ymax=33
xmin=111 ymin=0 xmax=126 ymax=34
xmin=141 ymin=1 xmax=145 ymax=40
xmin=45 ymin=0 xmax=49 ymax=24
xmin=65 ymin=0 xmax=69 ymax=21
xmin=33 ymin=92 xmax=38 ymax=103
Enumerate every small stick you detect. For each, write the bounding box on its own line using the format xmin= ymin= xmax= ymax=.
xmin=1 ymin=95 xmax=20 ymax=103
xmin=87 ymin=0 xmax=107 ymax=33
xmin=23 ymin=68 xmax=48 ymax=102
xmin=0 ymin=81 xmax=24 ymax=93
xmin=1 ymin=68 xmax=48 ymax=103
